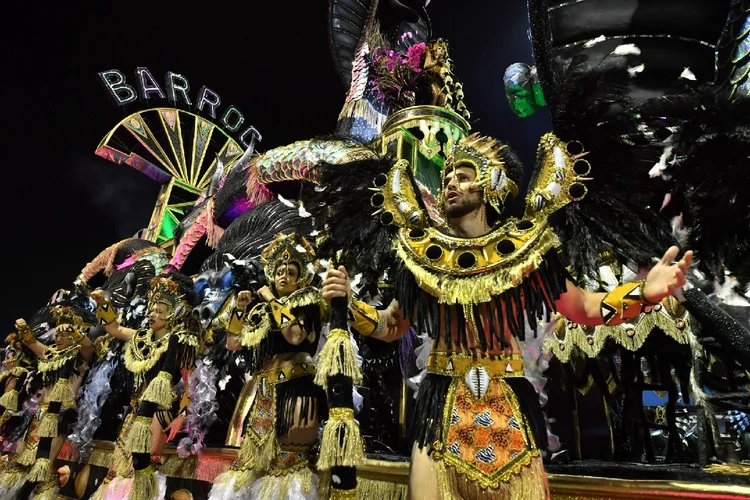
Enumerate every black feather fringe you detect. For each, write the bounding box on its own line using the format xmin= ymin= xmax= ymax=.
xmin=549 ymin=56 xmax=678 ymax=278
xmin=305 ymin=154 xmax=400 ymax=297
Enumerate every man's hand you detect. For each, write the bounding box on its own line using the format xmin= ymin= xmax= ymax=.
xmin=236 ymin=290 xmax=252 ymax=310
xmin=322 ymin=266 xmax=351 ymax=305
xmin=165 ymin=415 xmax=186 ymax=443
xmin=90 ymin=289 xmax=107 ymax=306
xmin=643 ymin=246 xmax=693 ymax=303
xmin=372 ymin=300 xmax=410 ymax=343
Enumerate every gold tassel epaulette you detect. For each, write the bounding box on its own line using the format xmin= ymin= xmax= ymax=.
xmin=0 ymin=390 xmax=19 ymax=411
xmin=176 ymin=329 xmax=200 ymax=348
xmin=281 ymin=287 xmax=322 ymax=310
xmin=240 ymin=303 xmax=272 ymax=347
xmin=396 ymin=222 xmax=561 ymax=305
xmin=37 ymin=345 xmax=80 ymax=374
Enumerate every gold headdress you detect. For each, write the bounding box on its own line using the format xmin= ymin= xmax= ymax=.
xmin=148 ymin=276 xmax=190 ymax=321
xmin=260 ymin=233 xmax=318 ymax=288
xmin=443 ymin=133 xmax=519 ymax=216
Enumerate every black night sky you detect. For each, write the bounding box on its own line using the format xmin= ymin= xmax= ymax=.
xmin=2 ymin=2 xmax=549 ymax=329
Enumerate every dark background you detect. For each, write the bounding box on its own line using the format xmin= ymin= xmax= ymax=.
xmin=1 ymin=2 xmax=550 ymax=328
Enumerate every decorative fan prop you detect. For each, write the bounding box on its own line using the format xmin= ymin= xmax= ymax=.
xmin=95 ymin=108 xmax=245 ymax=247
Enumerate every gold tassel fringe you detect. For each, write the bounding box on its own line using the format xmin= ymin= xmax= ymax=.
xmin=49 ymin=378 xmax=76 ymax=404
xmin=330 ymin=487 xmax=358 ymax=500
xmin=124 ymin=416 xmax=153 ymax=454
xmin=317 ymin=407 xmax=364 ymax=470
xmin=0 ymin=390 xmax=19 ymax=411
xmin=0 ymin=468 xmax=25 ymax=489
xmin=254 ymin=464 xmax=315 ymax=499
xmin=436 ymin=454 xmax=548 ymax=500
xmin=16 ymin=442 xmax=38 ymax=466
xmin=141 ymin=371 xmax=173 ymax=410
xmin=33 ymin=480 xmax=58 ymax=500
xmin=314 ymin=329 xmax=362 ymax=389
xmin=38 ymin=412 xmax=59 ymax=438
xmin=27 ymin=458 xmax=51 ymax=483
xmin=131 ymin=465 xmax=159 ymax=500
xmin=396 ymin=225 xmax=560 ymax=306
xmin=357 ymin=477 xmax=407 ymax=500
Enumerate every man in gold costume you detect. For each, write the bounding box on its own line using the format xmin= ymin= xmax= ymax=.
xmin=321 ymin=133 xmax=692 ymax=499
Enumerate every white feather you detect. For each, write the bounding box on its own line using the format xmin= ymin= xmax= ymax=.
xmin=627 ymin=63 xmax=645 ymax=78
xmin=649 ymin=145 xmax=674 ymax=178
xmin=298 ymin=204 xmax=311 ymax=218
xmin=277 ymin=194 xmax=294 ymax=207
xmin=584 ymin=35 xmax=606 ymax=48
xmin=613 ymin=44 xmax=641 ymax=56
xmin=680 ymin=67 xmax=696 ymax=81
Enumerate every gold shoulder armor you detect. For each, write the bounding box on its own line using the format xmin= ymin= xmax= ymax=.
xmin=524 ymin=133 xmax=592 ymax=219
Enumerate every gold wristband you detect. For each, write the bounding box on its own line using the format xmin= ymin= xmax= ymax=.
xmin=348 ymin=300 xmax=379 ymax=336
xmin=226 ymin=308 xmax=246 ymax=335
xmin=18 ymin=327 xmax=35 ymax=344
xmin=270 ymin=300 xmax=297 ymax=330
xmin=601 ymin=281 xmax=646 ymax=326
xmin=638 ymin=279 xmax=660 ymax=306
xmin=96 ymin=303 xmax=117 ymax=326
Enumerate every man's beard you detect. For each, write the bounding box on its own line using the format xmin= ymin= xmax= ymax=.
xmin=445 ymin=192 xmax=483 ymax=219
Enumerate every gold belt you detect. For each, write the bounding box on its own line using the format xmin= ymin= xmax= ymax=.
xmin=427 ymin=352 xmax=525 ymax=378
xmin=256 ymin=359 xmax=316 ymax=385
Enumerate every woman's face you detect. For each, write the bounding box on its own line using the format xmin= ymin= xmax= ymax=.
xmin=274 ymin=263 xmax=300 ymax=297
xmin=148 ymin=302 xmax=169 ymax=332
xmin=55 ymin=324 xmax=76 ymax=350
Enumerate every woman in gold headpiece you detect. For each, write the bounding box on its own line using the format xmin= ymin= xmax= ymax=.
xmin=210 ymin=232 xmax=326 ymax=500
xmin=90 ymin=272 xmax=199 ymax=500
xmin=1 ymin=305 xmax=94 ymax=500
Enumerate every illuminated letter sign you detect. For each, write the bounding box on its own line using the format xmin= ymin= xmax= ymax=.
xmin=98 ymin=67 xmax=261 ymax=148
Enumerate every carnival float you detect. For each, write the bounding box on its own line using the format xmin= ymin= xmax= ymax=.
xmin=1 ymin=1 xmax=749 ymax=499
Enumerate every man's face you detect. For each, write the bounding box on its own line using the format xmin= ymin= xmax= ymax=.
xmin=148 ymin=303 xmax=169 ymax=332
xmin=55 ymin=324 xmax=75 ymax=350
xmin=274 ymin=263 xmax=300 ymax=297
xmin=443 ymin=165 xmax=483 ymax=219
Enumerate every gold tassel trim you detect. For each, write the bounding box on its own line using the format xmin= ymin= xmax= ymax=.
xmin=113 ymin=445 xmax=133 ymax=477
xmin=330 ymin=487 xmax=358 ymax=500
xmin=0 ymin=389 xmax=19 ymax=411
xmin=317 ymin=407 xmax=364 ymax=470
xmin=0 ymin=468 xmax=25 ymax=488
xmin=124 ymin=331 xmax=172 ymax=381
xmin=240 ymin=303 xmax=271 ymax=347
xmin=283 ymin=287 xmax=322 ymax=310
xmin=38 ymin=412 xmax=59 ymax=438
xmin=547 ymin=304 xmax=690 ymax=363
xmin=357 ymin=477 xmax=407 ymax=500
xmin=436 ymin=454 xmax=548 ymax=500
xmin=33 ymin=480 xmax=58 ymax=500
xmin=87 ymin=447 xmax=114 ymax=469
xmin=27 ymin=458 xmax=51 ymax=483
xmin=16 ymin=442 xmax=38 ymax=466
xmin=49 ymin=378 xmax=76 ymax=404
xmin=37 ymin=345 xmax=80 ymax=374
xmin=131 ymin=465 xmax=159 ymax=500
xmin=314 ymin=329 xmax=362 ymax=389
xmin=141 ymin=371 xmax=173 ymax=410
xmin=253 ymin=464 xmax=316 ymax=499
xmin=124 ymin=416 xmax=153 ymax=453
xmin=396 ymin=225 xmax=560 ymax=305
